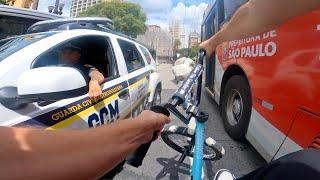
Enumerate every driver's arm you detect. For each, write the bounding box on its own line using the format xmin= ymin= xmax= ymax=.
xmin=0 ymin=110 xmax=170 ymax=180
xmin=88 ymin=68 xmax=104 ymax=100
xmin=201 ymin=0 xmax=320 ymax=57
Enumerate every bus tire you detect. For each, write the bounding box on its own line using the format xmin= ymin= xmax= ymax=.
xmin=221 ymin=75 xmax=251 ymax=140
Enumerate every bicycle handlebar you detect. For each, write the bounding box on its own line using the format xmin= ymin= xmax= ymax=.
xmin=171 ymin=64 xmax=203 ymax=106
xmin=126 ymin=49 xmax=207 ymax=168
xmin=171 ymin=49 xmax=206 ymax=107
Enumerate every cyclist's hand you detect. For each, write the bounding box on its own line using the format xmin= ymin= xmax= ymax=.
xmin=89 ymin=80 xmax=102 ymax=101
xmin=199 ymin=40 xmax=213 ymax=58
xmin=135 ymin=110 xmax=171 ymax=143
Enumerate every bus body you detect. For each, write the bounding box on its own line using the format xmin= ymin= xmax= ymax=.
xmin=0 ymin=5 xmax=64 ymax=39
xmin=202 ymin=0 xmax=320 ymax=161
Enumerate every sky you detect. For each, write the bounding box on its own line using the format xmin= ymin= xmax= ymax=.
xmin=37 ymin=0 xmax=214 ymax=35
xmin=127 ymin=0 xmax=212 ymax=32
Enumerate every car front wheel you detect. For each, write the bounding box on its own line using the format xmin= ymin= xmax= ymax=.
xmin=152 ymin=86 xmax=161 ymax=106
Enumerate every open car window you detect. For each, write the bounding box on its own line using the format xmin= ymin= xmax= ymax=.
xmin=31 ymin=35 xmax=118 ymax=79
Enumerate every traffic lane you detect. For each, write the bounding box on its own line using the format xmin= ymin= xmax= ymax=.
xmin=115 ymin=89 xmax=194 ymax=180
xmin=114 ymin=89 xmax=265 ymax=179
xmin=199 ymin=91 xmax=266 ymax=178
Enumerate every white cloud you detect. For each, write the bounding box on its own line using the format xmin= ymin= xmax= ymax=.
xmin=129 ymin=0 xmax=172 ymax=14
xmin=127 ymin=0 xmax=172 ymax=25
xmin=141 ymin=1 xmax=208 ymax=36
xmin=169 ymin=2 xmax=208 ymax=35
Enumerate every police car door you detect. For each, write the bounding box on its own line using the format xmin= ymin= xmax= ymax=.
xmin=10 ymin=34 xmax=131 ymax=129
xmin=116 ymin=39 xmax=150 ymax=117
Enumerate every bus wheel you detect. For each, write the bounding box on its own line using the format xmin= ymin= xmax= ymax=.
xmin=221 ymin=75 xmax=251 ymax=140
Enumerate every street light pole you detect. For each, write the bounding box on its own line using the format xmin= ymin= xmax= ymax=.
xmin=53 ymin=0 xmax=60 ymax=14
xmin=32 ymin=0 xmax=39 ymax=10
xmin=48 ymin=0 xmax=64 ymax=15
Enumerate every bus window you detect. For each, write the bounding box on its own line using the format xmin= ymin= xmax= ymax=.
xmin=223 ymin=0 xmax=248 ymax=22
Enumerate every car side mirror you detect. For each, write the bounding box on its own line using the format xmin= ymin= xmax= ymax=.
xmin=18 ymin=67 xmax=88 ymax=101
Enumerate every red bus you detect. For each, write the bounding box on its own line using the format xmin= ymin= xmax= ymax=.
xmin=202 ymin=0 xmax=320 ymax=161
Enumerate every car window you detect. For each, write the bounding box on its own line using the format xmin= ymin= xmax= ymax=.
xmin=139 ymin=45 xmax=152 ymax=64
xmin=0 ymin=32 xmax=56 ymax=63
xmin=118 ymin=39 xmax=145 ymax=72
xmin=32 ymin=35 xmax=118 ymax=79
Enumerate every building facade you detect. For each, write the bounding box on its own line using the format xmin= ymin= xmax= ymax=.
xmin=188 ymin=31 xmax=200 ymax=48
xmin=137 ymin=25 xmax=173 ymax=60
xmin=71 ymin=0 xmax=121 ymax=17
xmin=7 ymin=0 xmax=32 ymax=8
xmin=180 ymin=33 xmax=188 ymax=49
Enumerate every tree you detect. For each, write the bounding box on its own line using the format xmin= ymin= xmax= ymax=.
xmin=79 ymin=1 xmax=147 ymax=38
xmin=177 ymin=48 xmax=189 ymax=57
xmin=189 ymin=46 xmax=200 ymax=59
xmin=0 ymin=0 xmax=7 ymax=5
xmin=173 ymin=39 xmax=181 ymax=52
xmin=176 ymin=46 xmax=200 ymax=59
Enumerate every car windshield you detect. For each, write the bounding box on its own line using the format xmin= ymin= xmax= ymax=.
xmin=0 ymin=32 xmax=57 ymax=62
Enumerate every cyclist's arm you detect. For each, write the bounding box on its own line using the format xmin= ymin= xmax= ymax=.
xmin=201 ymin=0 xmax=320 ymax=57
xmin=0 ymin=111 xmax=170 ymax=180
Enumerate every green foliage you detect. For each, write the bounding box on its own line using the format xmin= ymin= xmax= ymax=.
xmin=173 ymin=39 xmax=181 ymax=51
xmin=177 ymin=48 xmax=189 ymax=57
xmin=189 ymin=46 xmax=200 ymax=59
xmin=177 ymin=46 xmax=200 ymax=59
xmin=79 ymin=1 xmax=146 ymax=38
xmin=0 ymin=0 xmax=7 ymax=5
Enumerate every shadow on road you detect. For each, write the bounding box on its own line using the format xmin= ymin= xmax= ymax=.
xmin=155 ymin=155 xmax=218 ymax=179
xmin=204 ymin=160 xmax=216 ymax=180
xmin=155 ymin=155 xmax=191 ymax=179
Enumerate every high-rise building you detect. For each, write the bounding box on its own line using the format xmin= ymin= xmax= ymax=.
xmin=179 ymin=33 xmax=187 ymax=49
xmin=71 ymin=0 xmax=122 ymax=17
xmin=169 ymin=21 xmax=181 ymax=41
xmin=137 ymin=25 xmax=173 ymax=60
xmin=188 ymin=31 xmax=200 ymax=48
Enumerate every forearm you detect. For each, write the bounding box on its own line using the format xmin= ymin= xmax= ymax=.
xmin=0 ymin=118 xmax=144 ymax=179
xmin=208 ymin=0 xmax=320 ymax=48
xmin=89 ymin=70 xmax=104 ymax=84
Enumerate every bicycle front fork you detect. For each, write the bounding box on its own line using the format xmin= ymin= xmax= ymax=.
xmin=191 ymin=111 xmax=209 ymax=180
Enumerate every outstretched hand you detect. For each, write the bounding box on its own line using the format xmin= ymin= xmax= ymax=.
xmin=199 ymin=38 xmax=216 ymax=59
xmin=89 ymin=80 xmax=102 ymax=101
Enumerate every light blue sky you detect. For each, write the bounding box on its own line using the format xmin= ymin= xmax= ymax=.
xmin=37 ymin=0 xmax=214 ymax=34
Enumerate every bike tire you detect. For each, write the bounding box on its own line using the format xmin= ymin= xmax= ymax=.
xmin=161 ymin=126 xmax=223 ymax=161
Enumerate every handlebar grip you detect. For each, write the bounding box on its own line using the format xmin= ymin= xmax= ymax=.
xmin=126 ymin=105 xmax=170 ymax=167
xmin=172 ymin=64 xmax=203 ymax=106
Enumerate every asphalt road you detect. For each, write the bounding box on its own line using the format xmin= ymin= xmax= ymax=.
xmin=114 ymin=64 xmax=265 ymax=179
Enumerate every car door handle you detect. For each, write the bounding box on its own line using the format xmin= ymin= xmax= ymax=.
xmin=118 ymin=88 xmax=129 ymax=99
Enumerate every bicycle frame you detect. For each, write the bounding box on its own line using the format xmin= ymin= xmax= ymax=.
xmin=127 ymin=50 xmax=224 ymax=179
xmin=163 ymin=50 xmax=207 ymax=179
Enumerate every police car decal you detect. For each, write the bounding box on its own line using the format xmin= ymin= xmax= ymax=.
xmin=14 ymin=72 xmax=151 ymax=130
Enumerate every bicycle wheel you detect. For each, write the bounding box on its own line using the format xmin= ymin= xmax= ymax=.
xmin=161 ymin=126 xmax=222 ymax=161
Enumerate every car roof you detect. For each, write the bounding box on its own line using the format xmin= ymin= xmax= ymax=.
xmin=28 ymin=17 xmax=113 ymax=29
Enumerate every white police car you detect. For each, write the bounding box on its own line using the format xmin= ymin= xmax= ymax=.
xmin=0 ymin=19 xmax=161 ymax=130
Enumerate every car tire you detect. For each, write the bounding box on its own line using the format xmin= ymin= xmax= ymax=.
xmin=221 ymin=75 xmax=252 ymax=140
xmin=152 ymin=86 xmax=161 ymax=106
